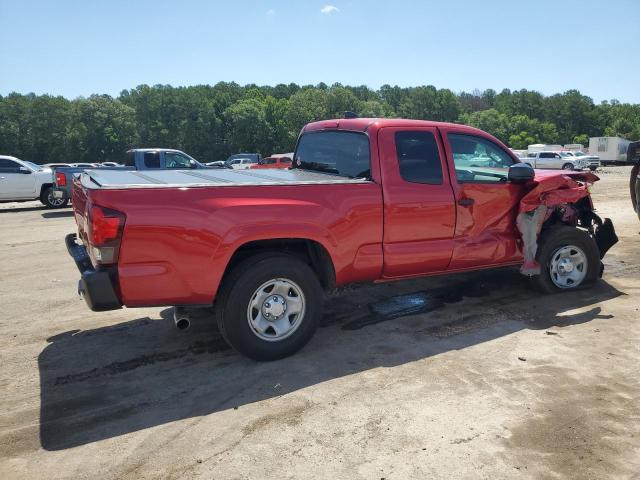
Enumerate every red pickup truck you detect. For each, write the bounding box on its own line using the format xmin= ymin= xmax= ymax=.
xmin=66 ymin=118 xmax=616 ymax=360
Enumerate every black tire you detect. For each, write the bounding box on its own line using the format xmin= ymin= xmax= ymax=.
xmin=529 ymin=226 xmax=600 ymax=294
xmin=562 ymin=163 xmax=574 ymax=171
xmin=41 ymin=187 xmax=69 ymax=209
xmin=215 ymin=253 xmax=323 ymax=361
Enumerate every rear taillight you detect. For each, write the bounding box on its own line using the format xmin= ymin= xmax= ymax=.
xmin=56 ymin=171 xmax=67 ymax=187
xmin=85 ymin=204 xmax=125 ymax=265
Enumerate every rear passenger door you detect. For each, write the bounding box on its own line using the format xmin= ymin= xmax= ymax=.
xmin=378 ymin=127 xmax=456 ymax=277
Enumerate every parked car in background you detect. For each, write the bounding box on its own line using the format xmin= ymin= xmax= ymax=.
xmin=560 ymin=151 xmax=600 ymax=171
xmin=70 ymin=163 xmax=101 ymax=168
xmin=64 ymin=118 xmax=615 ymax=360
xmin=205 ymin=161 xmax=227 ymax=167
xmin=43 ymin=163 xmax=72 ymax=169
xmin=101 ymin=162 xmax=121 ymax=167
xmin=250 ymin=156 xmax=292 ymax=169
xmin=0 ymin=155 xmax=67 ymax=208
xmin=521 ymin=151 xmax=589 ymax=170
xmin=53 ymin=148 xmax=210 ymax=201
xmin=226 ymin=153 xmax=262 ymax=169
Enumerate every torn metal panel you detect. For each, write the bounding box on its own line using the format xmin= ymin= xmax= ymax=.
xmin=516 ymin=205 xmax=547 ymax=275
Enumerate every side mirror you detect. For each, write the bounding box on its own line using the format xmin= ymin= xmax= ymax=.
xmin=508 ymin=163 xmax=535 ymax=183
xmin=19 ymin=166 xmax=32 ymax=174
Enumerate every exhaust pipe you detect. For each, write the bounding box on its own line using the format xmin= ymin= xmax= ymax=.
xmin=173 ymin=306 xmax=191 ymax=331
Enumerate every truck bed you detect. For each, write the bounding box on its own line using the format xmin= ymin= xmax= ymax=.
xmin=80 ymin=168 xmax=370 ymax=189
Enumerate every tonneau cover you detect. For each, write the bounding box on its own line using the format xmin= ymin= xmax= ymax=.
xmin=80 ymin=168 xmax=371 ymax=189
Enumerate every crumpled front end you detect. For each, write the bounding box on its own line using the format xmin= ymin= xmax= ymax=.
xmin=516 ymin=171 xmax=618 ymax=276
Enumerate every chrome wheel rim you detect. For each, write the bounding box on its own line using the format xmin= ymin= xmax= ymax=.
xmin=247 ymin=278 xmax=305 ymax=342
xmin=47 ymin=191 xmax=65 ymax=207
xmin=549 ymin=245 xmax=587 ymax=288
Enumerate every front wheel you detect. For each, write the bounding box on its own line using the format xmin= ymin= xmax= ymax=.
xmin=215 ymin=254 xmax=323 ymax=360
xmin=530 ymin=226 xmax=601 ymax=293
xmin=41 ymin=187 xmax=68 ymax=208
xmin=562 ymin=163 xmax=574 ymax=171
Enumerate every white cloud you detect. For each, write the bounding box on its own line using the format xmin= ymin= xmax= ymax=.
xmin=320 ymin=5 xmax=339 ymax=14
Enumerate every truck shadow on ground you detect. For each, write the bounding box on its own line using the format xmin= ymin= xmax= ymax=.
xmin=41 ymin=210 xmax=74 ymax=219
xmin=0 ymin=205 xmax=48 ymax=214
xmin=38 ymin=268 xmax=624 ymax=451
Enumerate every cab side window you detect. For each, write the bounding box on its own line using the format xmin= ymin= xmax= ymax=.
xmin=165 ymin=152 xmax=192 ymax=169
xmin=394 ymin=131 xmax=443 ymax=184
xmin=0 ymin=159 xmax=21 ymax=173
xmin=143 ymin=152 xmax=160 ymax=168
xmin=448 ymin=134 xmax=514 ymax=183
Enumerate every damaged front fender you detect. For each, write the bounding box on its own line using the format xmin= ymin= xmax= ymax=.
xmin=516 ymin=172 xmax=618 ymax=276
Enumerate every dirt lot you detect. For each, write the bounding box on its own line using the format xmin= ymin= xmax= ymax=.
xmin=1 ymin=167 xmax=639 ymax=479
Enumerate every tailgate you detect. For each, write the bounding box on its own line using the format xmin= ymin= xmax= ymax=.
xmin=71 ymin=175 xmax=89 ymax=235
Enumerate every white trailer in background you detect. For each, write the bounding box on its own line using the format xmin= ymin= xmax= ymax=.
xmin=564 ymin=144 xmax=585 ymax=152
xmin=528 ymin=143 xmax=562 ymax=154
xmin=589 ymin=137 xmax=632 ymax=165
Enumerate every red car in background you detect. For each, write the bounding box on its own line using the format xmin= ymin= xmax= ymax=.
xmin=250 ymin=155 xmax=292 ymax=169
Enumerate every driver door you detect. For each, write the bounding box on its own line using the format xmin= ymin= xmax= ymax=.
xmin=440 ymin=128 xmax=526 ymax=270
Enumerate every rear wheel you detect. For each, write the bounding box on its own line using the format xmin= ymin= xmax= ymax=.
xmin=562 ymin=163 xmax=574 ymax=171
xmin=41 ymin=187 xmax=68 ymax=208
xmin=215 ymin=254 xmax=323 ymax=360
xmin=530 ymin=226 xmax=600 ymax=293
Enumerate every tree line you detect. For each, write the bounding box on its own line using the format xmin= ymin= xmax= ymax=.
xmin=1 ymin=82 xmax=639 ymax=164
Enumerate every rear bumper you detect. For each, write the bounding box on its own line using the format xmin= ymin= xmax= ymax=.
xmin=65 ymin=233 xmax=122 ymax=311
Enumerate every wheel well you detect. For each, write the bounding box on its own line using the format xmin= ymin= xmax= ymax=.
xmin=39 ymin=183 xmax=54 ymax=198
xmin=223 ymin=239 xmax=336 ymax=290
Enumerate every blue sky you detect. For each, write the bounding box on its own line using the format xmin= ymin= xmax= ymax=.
xmin=1 ymin=0 xmax=639 ymax=103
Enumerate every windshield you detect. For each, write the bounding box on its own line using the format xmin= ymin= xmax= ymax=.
xmin=559 ymin=152 xmax=573 ymax=157
xmin=574 ymin=151 xmax=586 ymax=156
xmin=294 ymin=131 xmax=370 ymax=178
xmin=23 ymin=161 xmax=41 ymax=171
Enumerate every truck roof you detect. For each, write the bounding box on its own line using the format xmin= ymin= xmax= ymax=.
xmin=303 ymin=118 xmax=484 ymax=134
xmin=126 ymin=148 xmax=187 ymax=153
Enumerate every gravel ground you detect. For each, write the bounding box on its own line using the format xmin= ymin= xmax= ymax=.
xmin=1 ymin=167 xmax=639 ymax=479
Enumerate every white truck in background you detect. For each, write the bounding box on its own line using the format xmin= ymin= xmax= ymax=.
xmin=520 ymin=151 xmax=590 ymax=170
xmin=0 ymin=155 xmax=68 ymax=208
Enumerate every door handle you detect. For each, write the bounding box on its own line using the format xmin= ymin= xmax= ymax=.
xmin=458 ymin=197 xmax=475 ymax=206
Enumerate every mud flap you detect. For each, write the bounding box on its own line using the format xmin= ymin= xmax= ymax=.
xmin=594 ymin=218 xmax=618 ymax=259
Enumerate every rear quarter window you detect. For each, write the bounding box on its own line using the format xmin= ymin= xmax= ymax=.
xmin=394 ymin=131 xmax=443 ymax=184
xmin=295 ymin=131 xmax=370 ymax=178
